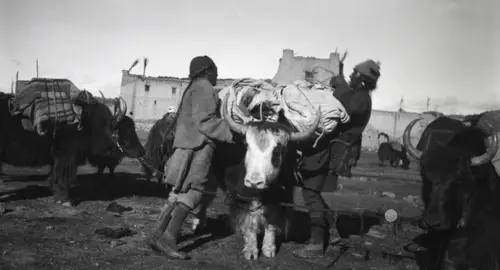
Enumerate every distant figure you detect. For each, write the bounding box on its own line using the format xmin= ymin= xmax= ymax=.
xmin=377 ymin=141 xmax=411 ymax=170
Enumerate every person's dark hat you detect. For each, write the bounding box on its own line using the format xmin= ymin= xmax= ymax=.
xmin=189 ymin=55 xmax=216 ymax=78
xmin=354 ymin=60 xmax=381 ymax=80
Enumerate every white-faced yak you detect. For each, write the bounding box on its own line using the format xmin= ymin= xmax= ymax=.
xmin=217 ymin=94 xmax=320 ymax=260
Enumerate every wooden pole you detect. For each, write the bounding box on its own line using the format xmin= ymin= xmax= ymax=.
xmin=36 ymin=59 xmax=39 ymax=78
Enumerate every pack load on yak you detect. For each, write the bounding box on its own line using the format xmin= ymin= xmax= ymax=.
xmin=217 ymin=77 xmax=350 ymax=146
xmin=8 ymin=78 xmax=84 ymax=136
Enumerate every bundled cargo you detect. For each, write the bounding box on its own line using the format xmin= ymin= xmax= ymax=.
xmin=218 ymin=78 xmax=350 ymax=146
xmin=278 ymin=79 xmax=350 ymax=138
xmin=9 ymin=78 xmax=82 ymax=136
xmin=218 ymin=78 xmax=280 ymax=124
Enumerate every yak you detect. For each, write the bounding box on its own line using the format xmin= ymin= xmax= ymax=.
xmin=0 ymin=91 xmax=141 ymax=206
xmin=141 ymin=112 xmax=176 ymax=182
xmin=149 ymin=93 xmax=320 ymax=260
xmin=85 ymin=114 xmax=145 ymax=177
xmin=217 ymin=94 xmax=320 ymax=260
xmin=403 ymin=117 xmax=500 ymax=269
xmin=77 ymin=93 xmax=144 ymax=177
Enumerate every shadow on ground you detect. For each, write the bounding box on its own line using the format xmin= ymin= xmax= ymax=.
xmin=72 ymin=172 xmax=168 ymax=204
xmin=178 ymin=214 xmax=234 ymax=253
xmin=1 ymin=172 xmax=167 ymax=204
xmin=286 ymin=209 xmax=384 ymax=243
xmin=411 ymin=230 xmax=461 ymax=269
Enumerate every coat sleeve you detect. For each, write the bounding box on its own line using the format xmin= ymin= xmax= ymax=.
xmin=346 ymin=92 xmax=369 ymax=116
xmin=191 ymin=84 xmax=234 ymax=143
xmin=330 ymin=74 xmax=348 ymax=90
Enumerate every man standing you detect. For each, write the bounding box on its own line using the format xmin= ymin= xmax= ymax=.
xmin=293 ymin=58 xmax=381 ymax=259
xmin=147 ymin=55 xmax=234 ymax=260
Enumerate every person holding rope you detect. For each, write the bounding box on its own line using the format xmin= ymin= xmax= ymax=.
xmin=147 ymin=55 xmax=235 ymax=260
xmin=293 ymin=58 xmax=381 ymax=259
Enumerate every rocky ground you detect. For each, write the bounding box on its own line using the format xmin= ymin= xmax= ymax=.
xmin=1 ymin=136 xmax=432 ymax=269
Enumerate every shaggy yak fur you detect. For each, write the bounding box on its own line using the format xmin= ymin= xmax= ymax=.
xmin=214 ymin=121 xmax=299 ymax=260
xmin=211 ymin=94 xmax=319 ymax=260
xmin=0 ymin=92 xmax=136 ymax=205
xmin=141 ymin=112 xmax=176 ymax=182
xmin=83 ymin=115 xmax=145 ymax=176
xmin=404 ymin=117 xmax=500 ymax=269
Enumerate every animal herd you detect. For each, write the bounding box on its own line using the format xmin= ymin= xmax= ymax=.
xmin=1 ymin=85 xmax=499 ymax=268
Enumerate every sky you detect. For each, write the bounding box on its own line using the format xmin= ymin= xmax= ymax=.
xmin=1 ymin=0 xmax=499 ymax=114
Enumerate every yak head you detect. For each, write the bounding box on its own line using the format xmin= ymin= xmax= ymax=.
xmin=221 ymin=94 xmax=320 ymax=189
xmin=78 ymin=91 xmax=144 ymax=158
xmin=107 ymin=97 xmax=145 ymax=158
xmin=111 ymin=114 xmax=145 ymax=158
xmin=76 ymin=91 xmax=118 ymax=155
xmin=94 ymin=91 xmax=145 ymax=158
xmin=403 ymin=118 xmax=498 ymax=231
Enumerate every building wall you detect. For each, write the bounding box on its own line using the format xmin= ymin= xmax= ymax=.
xmin=120 ymin=70 xmax=234 ymax=120
xmin=362 ymin=110 xmax=436 ymax=150
xmin=122 ymin=49 xmax=436 ymax=150
xmin=272 ymin=49 xmax=340 ymax=85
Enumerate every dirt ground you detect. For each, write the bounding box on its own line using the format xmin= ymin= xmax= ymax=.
xmin=0 ymin=135 xmax=429 ymax=269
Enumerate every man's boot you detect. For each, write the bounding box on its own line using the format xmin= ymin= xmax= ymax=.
xmin=147 ymin=202 xmax=175 ymax=246
xmin=148 ymin=202 xmax=191 ymax=260
xmin=293 ymin=225 xmax=325 ymax=258
xmin=325 ymin=211 xmax=342 ymax=246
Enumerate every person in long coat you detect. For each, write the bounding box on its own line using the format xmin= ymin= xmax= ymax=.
xmin=293 ymin=59 xmax=381 ymax=258
xmin=147 ymin=55 xmax=235 ymax=260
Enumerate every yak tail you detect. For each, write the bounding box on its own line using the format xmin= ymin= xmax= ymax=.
xmin=52 ymin=155 xmax=78 ymax=193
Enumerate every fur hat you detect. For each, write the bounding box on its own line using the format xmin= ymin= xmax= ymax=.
xmin=354 ymin=60 xmax=381 ymax=80
xmin=189 ymin=55 xmax=216 ymax=78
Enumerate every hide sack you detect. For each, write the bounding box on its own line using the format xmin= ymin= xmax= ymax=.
xmin=9 ymin=78 xmax=81 ymax=136
xmin=277 ymin=79 xmax=350 ymax=138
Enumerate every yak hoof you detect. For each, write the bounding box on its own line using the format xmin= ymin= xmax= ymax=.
xmin=54 ymin=197 xmax=74 ymax=207
xmin=262 ymin=245 xmax=276 ymax=258
xmin=242 ymin=247 xmax=259 ymax=260
xmin=62 ymin=201 xmax=73 ymax=207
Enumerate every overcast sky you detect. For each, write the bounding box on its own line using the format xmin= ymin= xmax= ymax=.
xmin=1 ymin=0 xmax=498 ymax=114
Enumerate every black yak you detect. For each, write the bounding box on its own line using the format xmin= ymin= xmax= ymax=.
xmin=85 ymin=114 xmax=145 ymax=177
xmin=0 ymin=87 xmax=141 ymax=206
xmin=403 ymin=117 xmax=500 ymax=269
xmin=141 ymin=112 xmax=176 ymax=182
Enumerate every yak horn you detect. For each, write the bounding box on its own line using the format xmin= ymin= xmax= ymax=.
xmin=221 ymin=93 xmax=247 ymax=135
xmin=98 ymin=90 xmax=105 ymax=101
xmin=113 ymin=97 xmax=123 ymax=122
xmin=471 ymin=122 xmax=499 ymax=166
xmin=119 ymin=96 xmax=128 ymax=116
xmin=403 ymin=118 xmax=423 ymax=160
